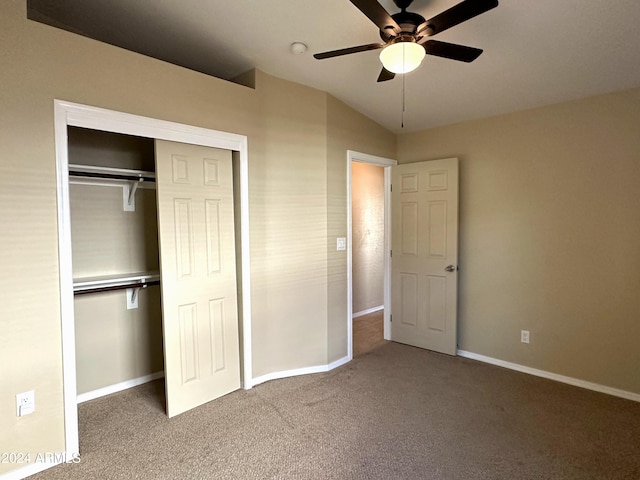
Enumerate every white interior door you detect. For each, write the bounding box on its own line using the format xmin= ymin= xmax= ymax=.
xmin=155 ymin=140 xmax=240 ymax=417
xmin=391 ymin=158 xmax=459 ymax=355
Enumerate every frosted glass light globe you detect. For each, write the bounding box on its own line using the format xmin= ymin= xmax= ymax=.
xmin=379 ymin=42 xmax=425 ymax=74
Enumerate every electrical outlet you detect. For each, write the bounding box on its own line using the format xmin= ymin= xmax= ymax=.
xmin=521 ymin=330 xmax=530 ymax=344
xmin=16 ymin=390 xmax=35 ymax=416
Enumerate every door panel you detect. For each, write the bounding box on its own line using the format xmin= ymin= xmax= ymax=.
xmin=155 ymin=140 xmax=240 ymax=417
xmin=391 ymin=158 xmax=458 ymax=355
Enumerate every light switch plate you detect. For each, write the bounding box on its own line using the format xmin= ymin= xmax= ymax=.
xmin=336 ymin=237 xmax=346 ymax=251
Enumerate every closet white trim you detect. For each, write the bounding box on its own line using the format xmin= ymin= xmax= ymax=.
xmin=54 ymin=100 xmax=253 ymax=463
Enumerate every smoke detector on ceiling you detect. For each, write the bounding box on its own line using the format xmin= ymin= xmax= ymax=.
xmin=290 ymin=42 xmax=308 ymax=54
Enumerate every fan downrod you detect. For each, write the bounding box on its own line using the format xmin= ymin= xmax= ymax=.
xmin=393 ymin=0 xmax=414 ymax=11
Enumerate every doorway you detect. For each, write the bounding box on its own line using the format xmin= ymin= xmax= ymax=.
xmin=347 ymin=150 xmax=397 ymax=358
xmin=351 ymin=162 xmax=384 ymax=355
xmin=55 ymin=100 xmax=253 ymax=460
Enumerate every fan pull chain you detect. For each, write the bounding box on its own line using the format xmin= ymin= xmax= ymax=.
xmin=401 ymin=73 xmax=406 ymax=129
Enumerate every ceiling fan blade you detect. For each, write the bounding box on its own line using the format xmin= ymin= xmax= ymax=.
xmin=377 ymin=67 xmax=396 ymax=82
xmin=350 ymin=0 xmax=400 ymax=34
xmin=418 ymin=0 xmax=498 ymax=36
xmin=423 ymin=40 xmax=483 ymax=62
xmin=313 ymin=42 xmax=385 ymax=60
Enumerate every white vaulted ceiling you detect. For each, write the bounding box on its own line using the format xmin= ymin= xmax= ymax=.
xmin=27 ymin=0 xmax=640 ymax=133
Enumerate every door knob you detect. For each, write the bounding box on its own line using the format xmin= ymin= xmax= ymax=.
xmin=445 ymin=265 xmax=457 ymax=272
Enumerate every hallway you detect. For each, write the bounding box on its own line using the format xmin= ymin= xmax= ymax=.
xmin=353 ymin=310 xmax=386 ymax=356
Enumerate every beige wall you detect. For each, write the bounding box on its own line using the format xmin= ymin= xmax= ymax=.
xmin=0 ymin=2 xmax=396 ymax=475
xmin=398 ymin=87 xmax=640 ymax=395
xmin=351 ymin=162 xmax=385 ymax=313
xmin=74 ymin=287 xmax=163 ymax=393
xmin=250 ymin=71 xmax=329 ymax=376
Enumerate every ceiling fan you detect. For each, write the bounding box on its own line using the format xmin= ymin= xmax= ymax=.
xmin=314 ymin=0 xmax=499 ymax=82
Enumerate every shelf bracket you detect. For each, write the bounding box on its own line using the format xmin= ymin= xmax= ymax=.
xmin=126 ymin=287 xmax=139 ymax=309
xmin=126 ymin=282 xmax=149 ymax=310
xmin=123 ymin=178 xmax=143 ymax=212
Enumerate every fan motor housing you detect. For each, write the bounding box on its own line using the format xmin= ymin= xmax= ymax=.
xmin=380 ymin=10 xmax=426 ymax=41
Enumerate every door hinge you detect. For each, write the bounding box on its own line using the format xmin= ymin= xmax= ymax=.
xmin=390 ymin=250 xmax=392 ymax=258
xmin=390 ymin=184 xmax=393 ymax=192
xmin=390 ymin=314 xmax=392 ymax=322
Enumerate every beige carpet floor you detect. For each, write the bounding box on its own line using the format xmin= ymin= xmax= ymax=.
xmin=31 ymin=342 xmax=640 ymax=479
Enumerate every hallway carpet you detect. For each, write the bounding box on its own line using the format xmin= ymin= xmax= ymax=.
xmin=353 ymin=309 xmax=386 ymax=356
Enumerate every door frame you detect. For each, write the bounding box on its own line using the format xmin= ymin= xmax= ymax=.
xmin=347 ymin=150 xmax=397 ymax=358
xmin=54 ymin=100 xmax=253 ymax=459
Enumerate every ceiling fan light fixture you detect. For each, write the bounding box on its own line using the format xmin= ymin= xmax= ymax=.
xmin=379 ymin=41 xmax=425 ymax=74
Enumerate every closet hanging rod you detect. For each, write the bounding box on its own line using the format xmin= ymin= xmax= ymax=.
xmin=68 ymin=170 xmax=156 ymax=182
xmin=73 ymin=280 xmax=160 ymax=296
xmin=68 ymin=164 xmax=156 ymax=182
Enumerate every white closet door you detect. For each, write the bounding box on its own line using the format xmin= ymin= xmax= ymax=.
xmin=155 ymin=140 xmax=240 ymax=418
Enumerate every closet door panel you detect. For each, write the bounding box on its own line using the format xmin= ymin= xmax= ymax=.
xmin=155 ymin=140 xmax=240 ymax=418
xmin=205 ymin=199 xmax=222 ymax=274
xmin=173 ymin=198 xmax=195 ymax=279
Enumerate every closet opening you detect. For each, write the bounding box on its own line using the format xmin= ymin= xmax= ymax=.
xmin=68 ymin=127 xmax=165 ymax=406
xmin=55 ymin=99 xmax=253 ymax=464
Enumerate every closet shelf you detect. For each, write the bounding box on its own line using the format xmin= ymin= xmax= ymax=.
xmin=69 ymin=164 xmax=156 ymax=182
xmin=69 ymin=163 xmax=156 ymax=211
xmin=73 ymin=272 xmax=160 ymax=295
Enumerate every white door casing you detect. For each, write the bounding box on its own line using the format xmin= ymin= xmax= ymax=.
xmin=155 ymin=140 xmax=241 ymax=417
xmin=391 ymin=158 xmax=459 ymax=355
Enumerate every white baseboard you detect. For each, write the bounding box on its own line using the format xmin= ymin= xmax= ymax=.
xmin=77 ymin=371 xmax=164 ymax=404
xmin=457 ymin=350 xmax=640 ymax=403
xmin=252 ymin=355 xmax=351 ymax=387
xmin=353 ymin=305 xmax=384 ymax=318
xmin=328 ymin=355 xmax=351 ymax=370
